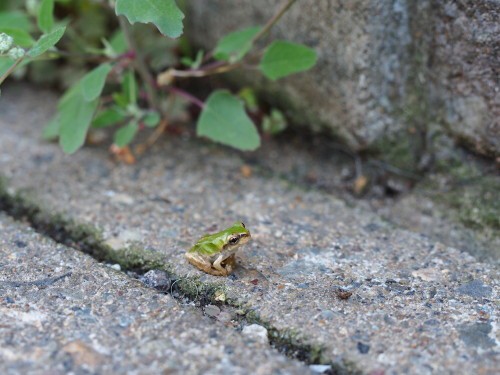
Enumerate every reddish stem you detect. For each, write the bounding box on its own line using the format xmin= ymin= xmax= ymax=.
xmin=168 ymin=87 xmax=205 ymax=108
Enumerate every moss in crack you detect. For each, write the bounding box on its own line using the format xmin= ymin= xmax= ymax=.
xmin=239 ymin=308 xmax=361 ymax=374
xmin=106 ymin=244 xmax=167 ymax=271
xmin=0 ymin=179 xmax=107 ymax=260
xmin=0 ymin=178 xmax=362 ymax=372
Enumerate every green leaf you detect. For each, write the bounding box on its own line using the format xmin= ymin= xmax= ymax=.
xmin=115 ymin=0 xmax=184 ymax=38
xmin=0 ymin=58 xmax=13 ymax=77
xmin=0 ymin=11 xmax=33 ymax=32
xmin=42 ymin=114 xmax=60 ymax=140
xmin=112 ymin=92 xmax=128 ymax=108
xmin=81 ymin=63 xmax=112 ymax=101
xmin=0 ymin=27 xmax=35 ymax=47
xmin=214 ymin=26 xmax=261 ymax=62
xmin=58 ymin=93 xmax=99 ymax=154
xmin=197 ymin=90 xmax=260 ymax=151
xmin=28 ymin=26 xmax=66 ymax=58
xmin=110 ymin=30 xmax=127 ymax=53
xmin=143 ymin=111 xmax=160 ymax=127
xmin=262 ymin=108 xmax=287 ymax=135
xmin=92 ymin=107 xmax=127 ymax=128
xmin=122 ymin=69 xmax=137 ymax=104
xmin=114 ymin=120 xmax=138 ymax=147
xmin=38 ymin=0 xmax=55 ymax=33
xmin=238 ymin=87 xmax=258 ymax=112
xmin=259 ymin=41 xmax=317 ymax=81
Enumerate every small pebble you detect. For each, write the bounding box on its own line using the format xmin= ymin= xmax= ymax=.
xmin=139 ymin=270 xmax=171 ymax=292
xmin=242 ymin=324 xmax=268 ymax=344
xmin=107 ymin=264 xmax=121 ymax=271
xmin=336 ymin=288 xmax=353 ymax=300
xmin=320 ymin=310 xmax=335 ymax=320
xmin=309 ymin=364 xmax=332 ymax=374
xmin=204 ymin=305 xmax=221 ymax=318
xmin=216 ymin=311 xmax=233 ymax=323
xmin=357 ymin=341 xmax=370 ymax=354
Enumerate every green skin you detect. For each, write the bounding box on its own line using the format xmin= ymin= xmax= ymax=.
xmin=185 ymin=222 xmax=251 ymax=276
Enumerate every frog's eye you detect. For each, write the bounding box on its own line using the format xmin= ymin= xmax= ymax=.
xmin=229 ymin=236 xmax=240 ymax=245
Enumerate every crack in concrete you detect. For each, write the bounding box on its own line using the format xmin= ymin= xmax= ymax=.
xmin=0 ymin=272 xmax=72 ymax=288
xmin=0 ymin=177 xmax=361 ymax=375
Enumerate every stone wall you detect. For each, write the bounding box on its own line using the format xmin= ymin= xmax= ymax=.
xmin=185 ymin=0 xmax=499 ymax=169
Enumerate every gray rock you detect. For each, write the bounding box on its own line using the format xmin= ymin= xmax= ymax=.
xmin=309 ymin=364 xmax=331 ymax=374
xmin=457 ymin=279 xmax=493 ymax=298
xmin=139 ymin=270 xmax=172 ymax=292
xmin=242 ymin=324 xmax=269 ymax=345
xmin=185 ymin=0 xmax=499 ymax=162
xmin=458 ymin=323 xmax=496 ymax=349
xmin=204 ymin=305 xmax=221 ymax=318
xmin=319 ymin=310 xmax=335 ymax=321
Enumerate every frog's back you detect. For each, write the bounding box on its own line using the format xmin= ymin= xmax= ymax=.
xmin=188 ymin=239 xmax=222 ymax=256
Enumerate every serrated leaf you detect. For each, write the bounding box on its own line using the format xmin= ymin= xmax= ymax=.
xmin=38 ymin=0 xmax=55 ymax=33
xmin=214 ymin=26 xmax=261 ymax=62
xmin=0 ymin=27 xmax=35 ymax=47
xmin=143 ymin=111 xmax=160 ymax=127
xmin=114 ymin=120 xmax=138 ymax=147
xmin=115 ymin=0 xmax=184 ymax=38
xmin=58 ymin=93 xmax=99 ymax=154
xmin=81 ymin=63 xmax=112 ymax=101
xmin=122 ymin=69 xmax=137 ymax=104
xmin=197 ymin=90 xmax=260 ymax=151
xmin=259 ymin=41 xmax=317 ymax=81
xmin=92 ymin=107 xmax=127 ymax=128
xmin=28 ymin=26 xmax=65 ymax=58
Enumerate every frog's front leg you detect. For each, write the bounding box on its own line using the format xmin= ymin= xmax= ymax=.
xmin=212 ymin=254 xmax=231 ymax=276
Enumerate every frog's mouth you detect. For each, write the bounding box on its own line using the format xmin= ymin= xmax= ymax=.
xmin=238 ymin=233 xmax=251 ymax=245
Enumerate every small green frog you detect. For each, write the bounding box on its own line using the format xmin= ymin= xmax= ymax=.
xmin=185 ymin=222 xmax=251 ymax=276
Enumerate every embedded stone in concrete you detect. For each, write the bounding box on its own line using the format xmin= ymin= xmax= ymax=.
xmin=0 ymin=85 xmax=498 ymax=374
xmin=0 ymin=214 xmax=310 ymax=374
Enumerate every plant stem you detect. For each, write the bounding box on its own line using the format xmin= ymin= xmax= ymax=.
xmin=169 ymin=63 xmax=241 ymax=79
xmin=167 ymin=87 xmax=204 ymax=108
xmin=157 ymin=0 xmax=297 ymax=85
xmin=0 ymin=56 xmax=25 ymax=86
xmin=251 ymin=0 xmax=297 ymax=43
xmin=118 ymin=16 xmax=161 ymax=113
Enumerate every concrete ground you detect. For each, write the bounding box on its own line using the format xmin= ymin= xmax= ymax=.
xmin=0 ymin=84 xmax=498 ymax=374
xmin=0 ymin=214 xmax=310 ymax=374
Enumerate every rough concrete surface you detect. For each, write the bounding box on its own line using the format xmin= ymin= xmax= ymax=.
xmin=185 ymin=0 xmax=499 ymax=163
xmin=0 ymin=214 xmax=311 ymax=375
xmin=0 ymin=85 xmax=499 ymax=374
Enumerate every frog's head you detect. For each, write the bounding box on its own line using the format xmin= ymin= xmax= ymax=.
xmin=223 ymin=222 xmax=251 ymax=251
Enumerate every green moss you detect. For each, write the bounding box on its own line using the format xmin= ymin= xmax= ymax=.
xmin=371 ymin=134 xmax=419 ymax=172
xmin=427 ymin=161 xmax=500 ymax=232
xmin=446 ymin=180 xmax=500 ymax=230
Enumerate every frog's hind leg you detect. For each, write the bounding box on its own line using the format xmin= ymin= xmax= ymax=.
xmin=186 ymin=252 xmax=224 ymax=276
